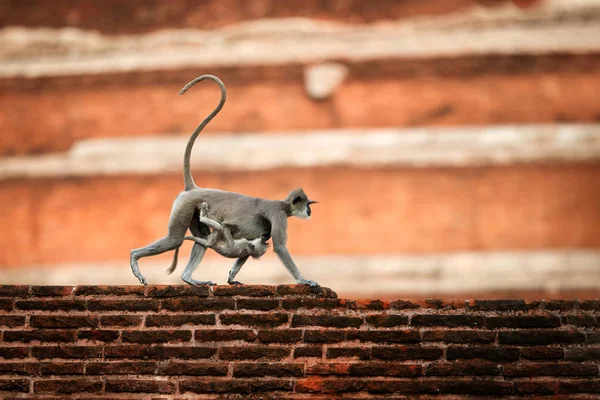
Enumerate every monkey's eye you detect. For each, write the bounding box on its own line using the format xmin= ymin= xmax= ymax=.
xmin=293 ymin=196 xmax=302 ymax=205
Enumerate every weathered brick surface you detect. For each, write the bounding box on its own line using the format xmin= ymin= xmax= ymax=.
xmin=0 ymin=285 xmax=598 ymax=398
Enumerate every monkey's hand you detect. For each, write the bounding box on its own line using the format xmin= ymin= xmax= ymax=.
xmin=227 ymin=279 xmax=244 ymax=285
xmin=200 ymin=202 xmax=209 ymax=217
xmin=297 ymin=278 xmax=322 ymax=294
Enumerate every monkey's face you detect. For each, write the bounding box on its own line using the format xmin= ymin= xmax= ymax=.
xmin=248 ymin=238 xmax=269 ymax=259
xmin=289 ymin=189 xmax=318 ymax=220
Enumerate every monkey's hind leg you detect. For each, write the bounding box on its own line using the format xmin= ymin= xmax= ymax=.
xmin=227 ymin=256 xmax=249 ymax=285
xmin=180 ymin=215 xmax=216 ymax=286
xmin=130 ymin=236 xmax=182 ymax=285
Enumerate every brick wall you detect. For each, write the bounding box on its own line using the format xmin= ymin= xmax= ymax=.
xmin=0 ymin=285 xmax=599 ymax=398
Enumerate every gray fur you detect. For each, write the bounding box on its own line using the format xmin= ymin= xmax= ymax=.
xmin=129 ymin=74 xmax=319 ymax=290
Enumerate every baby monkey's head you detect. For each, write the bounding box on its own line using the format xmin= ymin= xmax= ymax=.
xmin=247 ymin=238 xmax=269 ymax=259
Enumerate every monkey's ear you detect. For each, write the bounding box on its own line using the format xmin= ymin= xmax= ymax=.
xmin=248 ymin=243 xmax=255 ymax=250
xmin=293 ymin=196 xmax=302 ymax=205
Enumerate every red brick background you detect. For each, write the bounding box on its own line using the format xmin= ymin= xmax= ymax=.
xmin=0 ymin=285 xmax=598 ymax=398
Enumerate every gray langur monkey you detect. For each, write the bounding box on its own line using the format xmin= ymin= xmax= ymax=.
xmin=129 ymin=74 xmax=320 ymax=290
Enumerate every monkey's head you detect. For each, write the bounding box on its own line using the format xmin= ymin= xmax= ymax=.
xmin=247 ymin=238 xmax=269 ymax=259
xmin=285 ymin=188 xmax=318 ymax=220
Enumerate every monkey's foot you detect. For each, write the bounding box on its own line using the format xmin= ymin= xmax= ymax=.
xmin=137 ymin=276 xmax=148 ymax=286
xmin=182 ymin=277 xmax=216 ymax=286
xmin=297 ymin=278 xmax=322 ymax=294
xmin=227 ymin=280 xmax=244 ymax=285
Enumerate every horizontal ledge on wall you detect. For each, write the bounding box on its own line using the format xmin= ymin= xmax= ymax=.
xmin=1 ymin=16 xmax=600 ymax=78
xmin=3 ymin=250 xmax=599 ymax=297
xmin=1 ymin=124 xmax=599 ymax=180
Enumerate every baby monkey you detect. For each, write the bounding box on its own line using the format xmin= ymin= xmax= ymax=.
xmin=187 ymin=202 xmax=269 ymax=261
xmin=165 ymin=203 xmax=269 ymax=284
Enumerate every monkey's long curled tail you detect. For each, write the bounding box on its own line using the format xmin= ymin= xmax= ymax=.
xmin=179 ymin=74 xmax=227 ymax=191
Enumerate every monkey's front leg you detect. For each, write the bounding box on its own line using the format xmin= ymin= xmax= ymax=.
xmin=227 ymin=256 xmax=248 ymax=285
xmin=274 ymin=244 xmax=321 ymax=292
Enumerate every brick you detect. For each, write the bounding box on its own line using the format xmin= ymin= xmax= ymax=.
xmin=350 ymin=363 xmax=421 ymax=377
xmin=0 ymin=347 xmax=29 ymax=359
xmin=505 ymin=363 xmax=598 ymax=377
xmin=347 ymin=330 xmax=420 ymax=343
xmin=369 ymin=380 xmax=513 ymax=396
xmin=105 ymin=345 xmax=216 ymax=359
xmin=423 ymin=299 xmax=468 ymax=309
xmin=0 ymin=299 xmax=13 ymax=311
xmin=0 ymin=362 xmax=39 ymax=375
xmin=258 ymin=329 xmax=302 ymax=343
xmin=233 ymin=362 xmax=304 ymax=377
xmin=365 ymin=314 xmax=408 ymax=327
xmin=521 ymin=346 xmax=564 ymax=360
xmin=515 ymin=381 xmax=557 ymax=395
xmin=423 ymin=330 xmax=495 ymax=343
xmin=282 ymin=298 xmax=343 ymax=310
xmin=15 ymin=300 xmax=86 ymax=311
xmin=366 ymin=380 xmax=429 ymax=394
xmin=446 ymin=345 xmax=520 ymax=362
xmin=437 ymin=380 xmax=514 ymax=396
xmin=213 ymin=285 xmax=277 ymax=297
xmin=294 ymin=346 xmax=322 ymax=358
xmin=326 ymin=347 xmax=370 ymax=360
xmin=30 ymin=316 xmax=98 ymax=329
xmin=4 ymin=330 xmax=76 ymax=343
xmin=146 ymin=314 xmax=216 ymax=327
xmin=499 ymin=330 xmax=585 ymax=345
xmin=0 ymin=316 xmax=26 ymax=328
xmin=220 ymin=346 xmax=290 ymax=360
xmin=426 ymin=361 xmax=500 ymax=376
xmin=161 ymin=298 xmax=235 ymax=312
xmin=412 ymin=314 xmax=483 ymax=327
xmin=32 ymin=346 xmax=102 ymax=359
xmin=220 ymin=313 xmax=288 ymax=327
xmin=469 ymin=299 xmax=528 ymax=311
xmin=86 ymin=361 xmax=156 ymax=375
xmin=74 ymin=285 xmax=145 ymax=296
xmin=347 ymin=299 xmax=389 ymax=310
xmin=292 ymin=315 xmax=362 ymax=328
xmin=105 ymin=379 xmax=175 ymax=394
xmin=195 ymin=329 xmax=257 ymax=342
xmin=304 ymin=330 xmax=346 ymax=343
xmin=181 ymin=379 xmax=249 ymax=394
xmin=100 ymin=315 xmax=143 ymax=327
xmin=0 ymin=285 xmax=29 ymax=297
xmin=580 ymin=300 xmax=600 ymax=311
xmin=147 ymin=285 xmax=209 ymax=297
xmin=78 ymin=329 xmax=120 ymax=342
xmin=251 ymin=379 xmax=294 ymax=392
xmin=277 ymin=284 xmax=336 ymax=297
xmin=564 ymin=315 xmax=597 ymax=327
xmin=559 ymin=380 xmax=600 ymax=394
xmin=306 ymin=362 xmax=349 ymax=375
xmin=35 ymin=379 xmax=102 ymax=394
xmin=372 ymin=346 xmax=443 ymax=361
xmin=390 ymin=300 xmax=421 ymax=309
xmin=0 ymin=379 xmax=29 ymax=393
xmin=565 ymin=347 xmax=600 ymax=361
xmin=544 ymin=300 xmax=577 ymax=311
xmin=157 ymin=361 xmax=227 ymax=376
xmin=486 ymin=315 xmax=561 ymax=329
xmin=122 ymin=330 xmax=192 ymax=344
xmin=237 ymin=298 xmax=280 ymax=311
xmin=87 ymin=299 xmax=158 ymax=312
xmin=296 ymin=377 xmax=364 ymax=393
xmin=40 ymin=362 xmax=84 ymax=375
xmin=587 ymin=332 xmax=600 ymax=343
xmin=30 ymin=286 xmax=73 ymax=297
